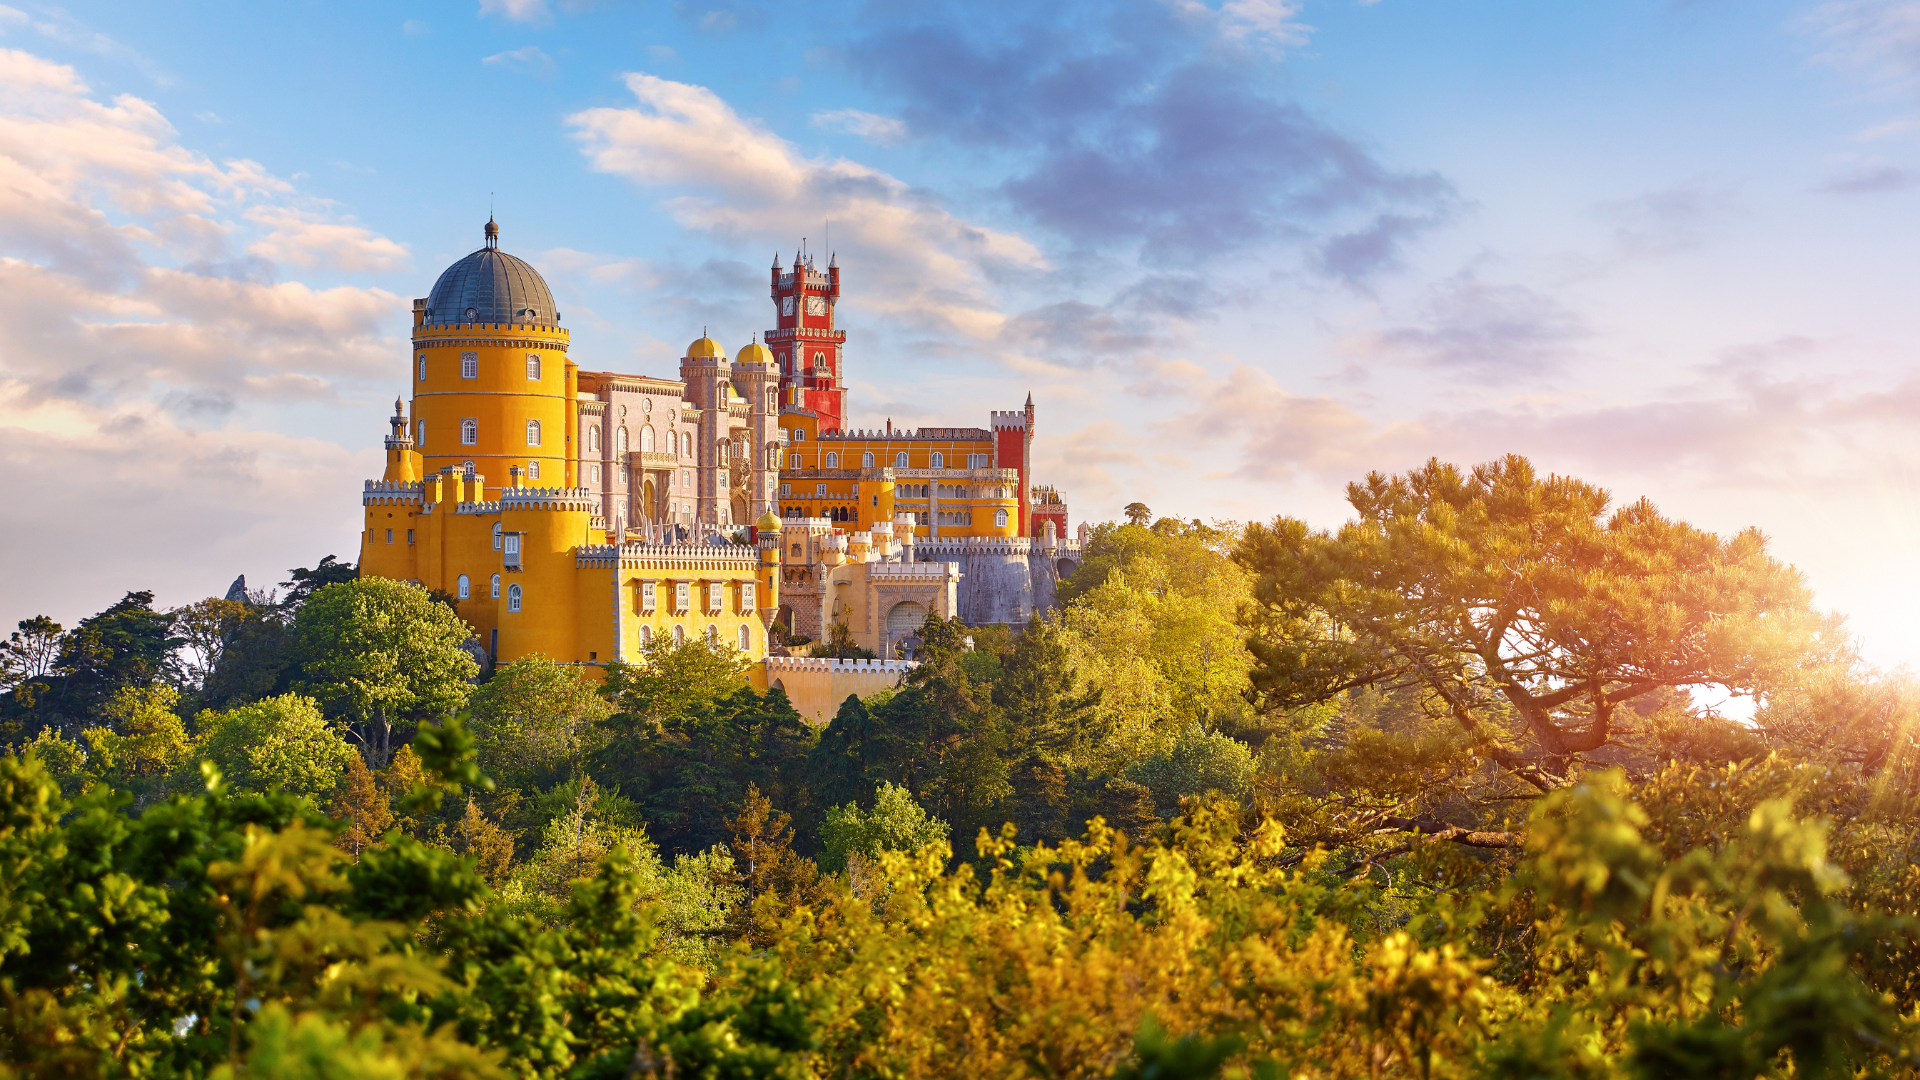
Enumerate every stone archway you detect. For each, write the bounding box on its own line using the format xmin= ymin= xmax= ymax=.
xmin=886 ymin=601 xmax=928 ymax=656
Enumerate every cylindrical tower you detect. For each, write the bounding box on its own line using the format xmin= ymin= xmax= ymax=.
xmin=732 ymin=339 xmax=780 ymax=522
xmin=410 ymin=219 xmax=573 ymax=501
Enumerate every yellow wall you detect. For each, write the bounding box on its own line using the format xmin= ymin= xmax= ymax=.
xmin=411 ymin=322 xmax=573 ymax=500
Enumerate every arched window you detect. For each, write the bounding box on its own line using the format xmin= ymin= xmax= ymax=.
xmin=526 ymin=420 xmax=541 ymax=446
xmin=417 ymin=354 xmax=427 ymax=381
xmin=507 ymin=584 xmax=523 ymax=612
xmin=457 ymin=574 xmax=470 ymax=599
xmin=460 ymin=352 xmax=477 ymax=379
xmin=527 ymin=461 xmax=540 ymax=480
xmin=416 ymin=419 xmax=426 ymax=446
xmin=490 ymin=573 xmax=500 ymax=599
xmin=681 ymin=432 xmax=692 ymax=456
xmin=526 ymin=354 xmax=541 ymax=380
xmin=896 ymin=452 xmax=908 ymax=468
xmin=617 ymin=427 xmax=629 ymax=454
xmin=995 ymin=508 xmax=1008 ymax=528
xmin=790 ymin=543 xmax=801 ymax=556
xmin=706 ymin=625 xmax=719 ymax=646
xmin=462 ymin=460 xmax=475 ymax=476
xmin=461 ymin=418 xmax=478 ymax=445
xmin=641 ymin=426 xmax=655 ymax=452
xmin=492 ymin=523 xmax=502 ymax=551
xmin=791 ymin=429 xmax=805 ymax=442
xmin=930 ymin=452 xmax=943 ymax=468
xmin=672 ymin=624 xmax=685 ymax=646
xmin=587 ymin=427 xmax=600 ymax=453
xmin=639 ymin=624 xmax=652 ymax=646
xmin=590 ymin=463 xmax=601 ymax=483
xmin=824 ymin=452 xmax=839 ymax=468
xmin=863 ymin=452 xmax=874 ymax=468
xmin=738 ymin=625 xmax=750 ymax=651
xmin=767 ymin=447 xmax=779 ymax=469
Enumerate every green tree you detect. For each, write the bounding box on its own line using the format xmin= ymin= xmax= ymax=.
xmin=12 ymin=592 xmax=178 ymax=737
xmin=1125 ymin=725 xmax=1255 ymax=817
xmin=818 ymin=781 xmax=950 ymax=874
xmin=468 ymin=654 xmax=611 ymax=788
xmin=81 ymin=684 xmax=193 ymax=803
xmin=601 ymin=632 xmax=748 ymax=726
xmin=722 ymin=783 xmax=824 ymax=946
xmin=279 ymin=554 xmax=357 ymax=611
xmin=194 ymin=692 xmax=356 ymax=797
xmin=1123 ymin=502 xmax=1152 ymax=526
xmin=170 ymin=597 xmax=252 ymax=692
xmin=198 ymin=601 xmax=296 ymax=711
xmin=0 ymin=616 xmax=62 ymax=695
xmin=328 ymin=753 xmax=392 ymax=860
xmin=1235 ymin=456 xmax=1842 ymax=790
xmin=293 ymin=578 xmax=477 ymax=768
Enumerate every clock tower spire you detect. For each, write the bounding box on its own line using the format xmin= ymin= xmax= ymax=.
xmin=768 ymin=245 xmax=847 ymax=433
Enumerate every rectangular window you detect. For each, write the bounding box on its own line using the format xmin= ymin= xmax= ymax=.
xmin=384 ymin=528 xmax=392 ymax=544
xmin=640 ymin=581 xmax=657 ymax=611
xmin=503 ymin=535 xmax=519 ymax=555
xmin=708 ymin=582 xmax=725 ymax=611
xmin=741 ymin=582 xmax=754 ymax=611
xmin=591 ymin=464 xmax=601 ymax=483
xmin=780 ymin=483 xmax=791 ymax=496
xmin=460 ymin=351 xmax=478 ymax=379
xmin=815 ymin=483 xmax=826 ymax=495
xmin=675 ymin=582 xmax=690 ymax=610
xmin=527 ymin=461 xmax=540 ymax=480
xmin=416 ymin=419 xmax=425 ymax=446
xmin=417 ymin=355 xmax=427 ymax=381
xmin=526 ymin=420 xmax=541 ymax=446
xmin=407 ymin=529 xmax=414 ymax=544
xmin=526 ymin=354 xmax=541 ymax=380
xmin=461 ymin=418 xmax=477 ymax=445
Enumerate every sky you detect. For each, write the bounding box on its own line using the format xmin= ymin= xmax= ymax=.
xmin=3 ymin=0 xmax=1920 ymax=666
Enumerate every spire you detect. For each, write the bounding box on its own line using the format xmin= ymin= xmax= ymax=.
xmin=772 ymin=251 xmax=782 ymax=269
xmin=484 ymin=215 xmax=499 ymax=250
xmin=394 ymin=395 xmax=404 ymax=418
xmin=828 ymin=251 xmax=837 ymax=268
xmin=1025 ymin=392 xmax=1033 ymax=408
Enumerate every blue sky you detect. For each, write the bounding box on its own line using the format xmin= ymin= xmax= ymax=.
xmin=6 ymin=0 xmax=1920 ymax=668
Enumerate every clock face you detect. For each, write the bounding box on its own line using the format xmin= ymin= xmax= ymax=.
xmin=781 ymin=296 xmax=794 ymax=316
xmin=805 ymin=295 xmax=828 ymax=316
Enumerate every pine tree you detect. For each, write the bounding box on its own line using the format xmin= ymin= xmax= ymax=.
xmin=329 ymin=753 xmax=392 ymax=860
xmin=451 ymin=795 xmax=515 ymax=883
xmin=379 ymin=744 xmax=427 ymax=836
xmin=723 ymin=783 xmax=822 ymax=946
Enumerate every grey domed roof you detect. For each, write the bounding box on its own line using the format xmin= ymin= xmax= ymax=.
xmin=423 ymin=220 xmax=559 ymax=327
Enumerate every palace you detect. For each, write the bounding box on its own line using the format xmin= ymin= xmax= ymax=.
xmin=357 ymin=221 xmax=1079 ymax=718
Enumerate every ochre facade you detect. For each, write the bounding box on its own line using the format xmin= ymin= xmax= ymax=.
xmin=356 ymin=221 xmax=1074 ymax=704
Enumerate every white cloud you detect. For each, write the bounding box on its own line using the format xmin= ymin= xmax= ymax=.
xmin=478 ymin=0 xmax=551 ymax=25
xmin=1168 ymin=0 xmax=1312 ymax=49
xmin=0 ymin=46 xmax=411 ymax=633
xmin=482 ymin=45 xmax=555 ymax=76
xmin=810 ymin=107 xmax=909 ymax=146
xmin=566 ymin=73 xmax=1046 ymax=341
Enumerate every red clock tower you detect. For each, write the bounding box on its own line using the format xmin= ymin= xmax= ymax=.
xmin=768 ymin=249 xmax=846 ymax=433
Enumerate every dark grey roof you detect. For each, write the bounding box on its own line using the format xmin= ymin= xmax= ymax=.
xmin=424 ymin=243 xmax=559 ymax=328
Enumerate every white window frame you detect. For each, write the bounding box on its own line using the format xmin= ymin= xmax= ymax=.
xmin=416 ymin=419 xmax=425 ymax=446
xmin=995 ymin=508 xmax=1008 ymax=528
xmin=674 ymin=581 xmax=690 ymax=611
xmin=490 ymin=573 xmax=501 ymax=599
xmin=708 ymin=581 xmax=724 ymax=612
xmin=639 ymin=624 xmax=652 ymax=645
xmin=526 ymin=420 xmax=541 ymax=447
xmin=672 ymin=623 xmax=686 ymax=646
xmin=741 ymin=582 xmax=754 ymax=611
xmin=461 ymin=418 xmax=478 ymax=445
xmin=931 ymin=452 xmax=944 ymax=468
xmin=617 ymin=427 xmax=629 ymax=454
xmin=640 ymin=581 xmax=657 ymax=611
xmin=492 ymin=523 xmax=503 ymax=551
xmin=791 ymin=428 xmax=806 ymax=442
xmin=706 ymin=624 xmax=719 ymax=646
xmin=418 ymin=355 xmax=427 ymax=381
xmin=863 ymin=452 xmax=874 ymax=468
xmin=738 ymin=625 xmax=750 ymax=651
xmin=815 ymin=483 xmax=827 ymax=496
xmin=507 ymin=584 xmax=522 ymax=612
xmin=460 ymin=351 xmax=478 ymax=379
xmin=825 ymin=452 xmax=839 ymax=468
xmin=457 ymin=574 xmax=470 ymax=599
xmin=527 ymin=460 xmax=539 ymax=480
xmin=642 ymin=426 xmax=655 ymax=453
xmin=896 ymin=452 xmax=908 ymax=468
xmin=526 ymin=354 xmax=541 ymax=380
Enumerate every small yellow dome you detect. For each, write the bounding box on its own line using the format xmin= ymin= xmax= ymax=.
xmin=735 ymin=340 xmax=774 ymax=366
xmin=687 ymin=335 xmax=724 ymax=358
xmin=756 ymin=510 xmax=781 ymax=532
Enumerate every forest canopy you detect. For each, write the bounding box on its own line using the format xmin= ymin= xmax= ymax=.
xmin=2 ymin=457 xmax=1918 ymax=1079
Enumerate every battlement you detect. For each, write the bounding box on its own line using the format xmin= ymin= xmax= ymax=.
xmin=455 ymin=500 xmax=503 ymax=515
xmin=363 ymin=479 xmax=424 ymax=506
xmin=499 ymin=487 xmax=598 ymax=512
xmin=989 ymin=411 xmax=1027 ymax=431
xmin=766 ymin=656 xmax=917 ymax=676
xmin=866 ymin=561 xmax=960 ymax=580
xmin=576 ymin=543 xmax=762 ymax=570
xmin=819 ymin=427 xmax=992 ymax=441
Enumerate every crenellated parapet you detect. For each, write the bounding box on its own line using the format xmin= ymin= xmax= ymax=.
xmin=576 ymin=543 xmax=762 ymax=570
xmin=499 ymin=486 xmax=598 ymax=512
xmin=363 ymin=480 xmax=425 ymax=506
xmin=766 ymin=656 xmax=918 ymax=676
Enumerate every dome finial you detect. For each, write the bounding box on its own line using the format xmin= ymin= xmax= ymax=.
xmin=484 ymin=215 xmax=498 ymax=250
